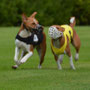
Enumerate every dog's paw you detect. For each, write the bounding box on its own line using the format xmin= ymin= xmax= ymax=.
xmin=58 ymin=68 xmax=62 ymax=70
xmin=71 ymin=66 xmax=76 ymax=70
xmin=12 ymin=65 xmax=18 ymax=69
xmin=58 ymin=65 xmax=62 ymax=70
xmin=58 ymin=67 xmax=62 ymax=70
xmin=75 ymin=53 xmax=79 ymax=61
xmin=38 ymin=65 xmax=42 ymax=69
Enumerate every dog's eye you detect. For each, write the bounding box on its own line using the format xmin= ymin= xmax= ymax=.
xmin=32 ymin=23 xmax=35 ymax=25
xmin=56 ymin=27 xmax=59 ymax=29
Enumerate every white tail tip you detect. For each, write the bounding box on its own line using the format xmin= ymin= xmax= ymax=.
xmin=70 ymin=17 xmax=75 ymax=23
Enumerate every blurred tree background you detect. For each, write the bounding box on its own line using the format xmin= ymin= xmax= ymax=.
xmin=0 ymin=0 xmax=90 ymax=26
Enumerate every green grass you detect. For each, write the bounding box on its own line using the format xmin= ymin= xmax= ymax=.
xmin=0 ymin=26 xmax=90 ymax=90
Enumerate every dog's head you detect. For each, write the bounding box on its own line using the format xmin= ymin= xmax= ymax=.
xmin=22 ymin=12 xmax=43 ymax=33
xmin=48 ymin=25 xmax=65 ymax=39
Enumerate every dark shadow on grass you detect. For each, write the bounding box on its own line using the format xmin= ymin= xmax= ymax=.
xmin=11 ymin=65 xmax=90 ymax=72
xmin=20 ymin=67 xmax=58 ymax=70
xmin=18 ymin=67 xmax=77 ymax=71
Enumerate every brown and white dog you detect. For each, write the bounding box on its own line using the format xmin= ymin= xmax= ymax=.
xmin=48 ymin=17 xmax=81 ymax=70
xmin=12 ymin=12 xmax=46 ymax=69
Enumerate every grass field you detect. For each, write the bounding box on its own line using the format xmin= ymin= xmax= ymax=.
xmin=0 ymin=26 xmax=90 ymax=90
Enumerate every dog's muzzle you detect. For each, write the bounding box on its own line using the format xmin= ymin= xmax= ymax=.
xmin=23 ymin=23 xmax=43 ymax=33
xmin=48 ymin=26 xmax=63 ymax=39
xmin=36 ymin=24 xmax=43 ymax=29
xmin=31 ymin=24 xmax=43 ymax=33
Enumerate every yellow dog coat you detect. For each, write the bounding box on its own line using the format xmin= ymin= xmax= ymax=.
xmin=51 ymin=25 xmax=73 ymax=55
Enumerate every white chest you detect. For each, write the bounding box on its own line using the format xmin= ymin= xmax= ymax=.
xmin=15 ymin=29 xmax=32 ymax=52
xmin=53 ymin=39 xmax=60 ymax=48
xmin=19 ymin=29 xmax=31 ymax=38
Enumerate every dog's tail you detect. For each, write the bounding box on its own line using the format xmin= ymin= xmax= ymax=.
xmin=70 ymin=17 xmax=76 ymax=28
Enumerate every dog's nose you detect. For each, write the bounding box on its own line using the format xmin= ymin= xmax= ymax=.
xmin=37 ymin=24 xmax=42 ymax=28
xmin=37 ymin=24 xmax=43 ymax=31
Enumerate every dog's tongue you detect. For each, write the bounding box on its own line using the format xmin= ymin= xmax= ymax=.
xmin=33 ymin=34 xmax=38 ymax=42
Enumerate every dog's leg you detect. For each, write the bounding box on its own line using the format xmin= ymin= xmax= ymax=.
xmin=72 ymin=30 xmax=81 ymax=61
xmin=19 ymin=44 xmax=34 ymax=64
xmin=52 ymin=50 xmax=62 ymax=69
xmin=37 ymin=44 xmax=46 ymax=69
xmin=16 ymin=51 xmax=27 ymax=67
xmin=37 ymin=34 xmax=46 ymax=69
xmin=14 ymin=46 xmax=20 ymax=64
xmin=16 ymin=50 xmax=27 ymax=65
xmin=20 ymin=51 xmax=33 ymax=63
xmin=57 ymin=55 xmax=62 ymax=70
xmin=59 ymin=54 xmax=64 ymax=64
xmin=36 ymin=47 xmax=42 ymax=69
xmin=69 ymin=55 xmax=75 ymax=70
xmin=19 ymin=50 xmax=26 ymax=60
xmin=75 ymin=53 xmax=79 ymax=60
xmin=66 ymin=41 xmax=76 ymax=70
xmin=12 ymin=47 xmax=20 ymax=69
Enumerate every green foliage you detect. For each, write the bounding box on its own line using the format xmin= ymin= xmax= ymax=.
xmin=72 ymin=0 xmax=90 ymax=25
xmin=0 ymin=0 xmax=89 ymax=26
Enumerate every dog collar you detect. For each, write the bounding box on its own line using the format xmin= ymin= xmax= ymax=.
xmin=16 ymin=32 xmax=43 ymax=46
xmin=50 ymin=25 xmax=73 ymax=55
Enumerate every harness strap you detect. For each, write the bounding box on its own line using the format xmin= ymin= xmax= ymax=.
xmin=51 ymin=33 xmax=67 ymax=55
xmin=16 ymin=33 xmax=43 ymax=46
xmin=51 ymin=25 xmax=73 ymax=55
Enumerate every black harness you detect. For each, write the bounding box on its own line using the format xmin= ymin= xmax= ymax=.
xmin=16 ymin=24 xmax=43 ymax=46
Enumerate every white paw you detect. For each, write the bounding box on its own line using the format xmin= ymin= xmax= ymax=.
xmin=57 ymin=60 xmax=62 ymax=70
xmin=58 ymin=66 xmax=62 ymax=70
xmin=71 ymin=66 xmax=76 ymax=70
xmin=38 ymin=65 xmax=42 ymax=69
xmin=58 ymin=68 xmax=62 ymax=70
xmin=75 ymin=53 xmax=79 ymax=61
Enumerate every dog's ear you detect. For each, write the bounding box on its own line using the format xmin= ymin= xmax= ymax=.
xmin=53 ymin=25 xmax=65 ymax=32
xmin=22 ymin=13 xmax=27 ymax=23
xmin=59 ymin=27 xmax=65 ymax=32
xmin=30 ymin=12 xmax=37 ymax=18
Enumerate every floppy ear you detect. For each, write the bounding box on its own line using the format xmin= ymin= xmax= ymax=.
xmin=30 ymin=12 xmax=37 ymax=18
xmin=22 ymin=13 xmax=27 ymax=23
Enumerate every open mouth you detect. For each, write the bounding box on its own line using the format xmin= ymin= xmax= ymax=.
xmin=31 ymin=24 xmax=43 ymax=34
xmin=23 ymin=23 xmax=43 ymax=34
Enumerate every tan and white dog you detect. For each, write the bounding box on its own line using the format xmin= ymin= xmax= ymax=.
xmin=48 ymin=17 xmax=81 ymax=70
xmin=12 ymin=12 xmax=46 ymax=69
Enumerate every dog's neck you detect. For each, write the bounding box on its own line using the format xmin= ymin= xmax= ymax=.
xmin=52 ymin=36 xmax=65 ymax=48
xmin=19 ymin=29 xmax=32 ymax=38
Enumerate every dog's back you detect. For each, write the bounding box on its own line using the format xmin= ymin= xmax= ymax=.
xmin=61 ymin=25 xmax=73 ymax=43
